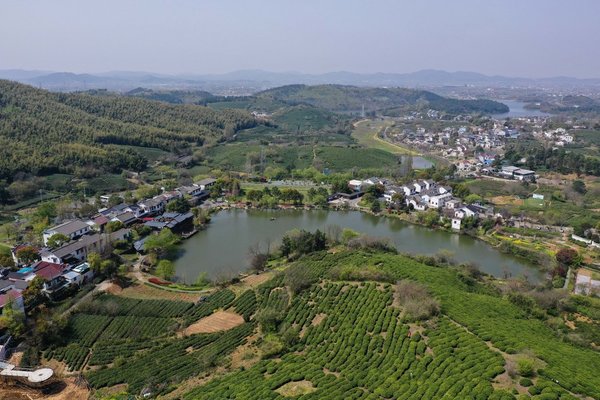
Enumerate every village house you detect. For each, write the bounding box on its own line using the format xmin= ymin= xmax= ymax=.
xmin=500 ymin=166 xmax=536 ymax=181
xmin=195 ymin=178 xmax=217 ymax=191
xmin=88 ymin=215 xmax=110 ymax=233
xmin=0 ymin=290 xmax=24 ymax=314
xmin=363 ymin=177 xmax=387 ymax=187
xmin=40 ymin=229 xmax=130 ymax=265
xmin=111 ymin=211 xmax=138 ymax=226
xmin=176 ymin=185 xmax=206 ymax=198
xmin=451 ymin=218 xmax=462 ymax=230
xmin=428 ymin=193 xmax=452 ymax=209
xmin=348 ymin=179 xmax=363 ymax=192
xmin=42 ymin=220 xmax=92 ymax=246
xmin=62 ymin=263 xmax=94 ymax=287
xmin=138 ymin=197 xmax=166 ymax=216
xmin=143 ymin=212 xmax=194 ymax=234
xmin=10 ymin=244 xmax=40 ymax=267
xmin=445 ymin=199 xmax=462 ymax=210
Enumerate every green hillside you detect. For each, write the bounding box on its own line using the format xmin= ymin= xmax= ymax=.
xmin=39 ymin=249 xmax=600 ymax=399
xmin=124 ymin=87 xmax=221 ymax=105
xmin=184 ymin=251 xmax=600 ymax=400
xmin=0 ymin=80 xmax=257 ymax=180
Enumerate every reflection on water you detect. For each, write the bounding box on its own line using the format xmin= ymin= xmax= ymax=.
xmin=174 ymin=209 xmax=544 ymax=284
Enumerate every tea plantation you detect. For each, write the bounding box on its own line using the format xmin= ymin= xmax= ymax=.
xmin=184 ymin=251 xmax=600 ymax=400
xmin=43 ymin=251 xmax=600 ymax=399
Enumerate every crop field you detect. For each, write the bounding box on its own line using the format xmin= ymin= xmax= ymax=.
xmin=43 ymin=290 xmax=238 ymax=377
xmin=352 ymin=119 xmax=418 ymax=155
xmin=315 ymin=146 xmax=400 ymax=170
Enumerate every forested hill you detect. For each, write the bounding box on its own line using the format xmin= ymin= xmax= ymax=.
xmin=0 ymin=80 xmax=257 ymax=180
xmin=124 ymin=87 xmax=222 ymax=105
xmin=254 ymin=84 xmax=509 ymax=114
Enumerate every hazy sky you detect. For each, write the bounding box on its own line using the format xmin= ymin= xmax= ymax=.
xmin=1 ymin=0 xmax=599 ymax=78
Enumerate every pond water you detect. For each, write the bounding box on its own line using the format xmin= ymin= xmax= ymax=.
xmin=401 ymin=155 xmax=434 ymax=169
xmin=174 ymin=209 xmax=544 ymax=284
xmin=492 ymin=100 xmax=552 ymax=118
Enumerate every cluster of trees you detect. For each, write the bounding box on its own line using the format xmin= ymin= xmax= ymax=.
xmin=246 ymin=186 xmax=304 ymax=207
xmin=0 ymin=80 xmax=258 ymax=181
xmin=280 ymin=229 xmax=327 ymax=259
xmin=505 ymin=142 xmax=600 ymax=176
xmin=305 ymin=187 xmax=330 ymax=206
xmin=143 ymin=229 xmax=181 ymax=280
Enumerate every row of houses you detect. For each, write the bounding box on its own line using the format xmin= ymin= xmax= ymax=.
xmin=29 ymin=179 xmax=216 ymax=267
xmin=41 ymin=178 xmax=215 ymax=247
xmin=1 ymin=178 xmax=217 ymax=319
xmin=346 ymin=177 xmax=494 ymax=230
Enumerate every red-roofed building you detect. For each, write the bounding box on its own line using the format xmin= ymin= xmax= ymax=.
xmin=34 ymin=262 xmax=66 ymax=281
xmin=31 ymin=261 xmax=68 ymax=293
xmin=0 ymin=289 xmax=24 ymax=313
xmin=91 ymin=215 xmax=110 ymax=232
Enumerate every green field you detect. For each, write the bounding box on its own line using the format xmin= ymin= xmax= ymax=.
xmin=272 ymin=105 xmax=338 ymax=131
xmin=0 ymin=242 xmax=11 ymax=256
xmin=352 ymin=119 xmax=419 ymax=156
xmin=86 ymin=174 xmax=134 ymax=194
xmin=205 ymin=143 xmax=400 ymax=173
xmin=315 ymin=146 xmax=400 ymax=170
xmin=523 ymin=197 xmax=545 ymax=209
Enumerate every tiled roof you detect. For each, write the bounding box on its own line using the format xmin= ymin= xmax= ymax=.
xmin=46 ymin=220 xmax=89 ymax=236
xmin=0 ymin=290 xmax=22 ymax=308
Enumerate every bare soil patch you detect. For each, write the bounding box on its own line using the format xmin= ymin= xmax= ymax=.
xmin=241 ymin=272 xmax=274 ymax=288
xmin=323 ymin=368 xmax=340 ymax=378
xmin=490 ymin=195 xmax=523 ymax=206
xmin=183 ymin=311 xmax=244 ymax=335
xmin=311 ymin=313 xmax=326 ymax=326
xmin=8 ymin=350 xmax=23 ymax=366
xmin=0 ymin=378 xmax=90 ymax=400
xmin=275 ymin=380 xmax=317 ymax=397
xmin=103 ymin=282 xmax=123 ymax=295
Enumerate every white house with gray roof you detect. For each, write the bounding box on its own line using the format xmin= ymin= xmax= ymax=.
xmin=42 ymin=220 xmax=92 ymax=246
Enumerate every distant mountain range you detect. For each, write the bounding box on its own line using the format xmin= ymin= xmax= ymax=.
xmin=1 ymin=68 xmax=600 ymax=92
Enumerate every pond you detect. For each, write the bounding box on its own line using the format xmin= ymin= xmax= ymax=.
xmin=401 ymin=155 xmax=434 ymax=169
xmin=492 ymin=100 xmax=552 ymax=118
xmin=174 ymin=209 xmax=545 ymax=284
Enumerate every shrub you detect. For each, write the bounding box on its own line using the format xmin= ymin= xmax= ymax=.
xmin=396 ymin=280 xmax=440 ymax=320
xmin=519 ymin=377 xmax=533 ymax=387
xmin=260 ymin=334 xmax=284 ymax=358
xmin=517 ymin=357 xmax=535 ymax=377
